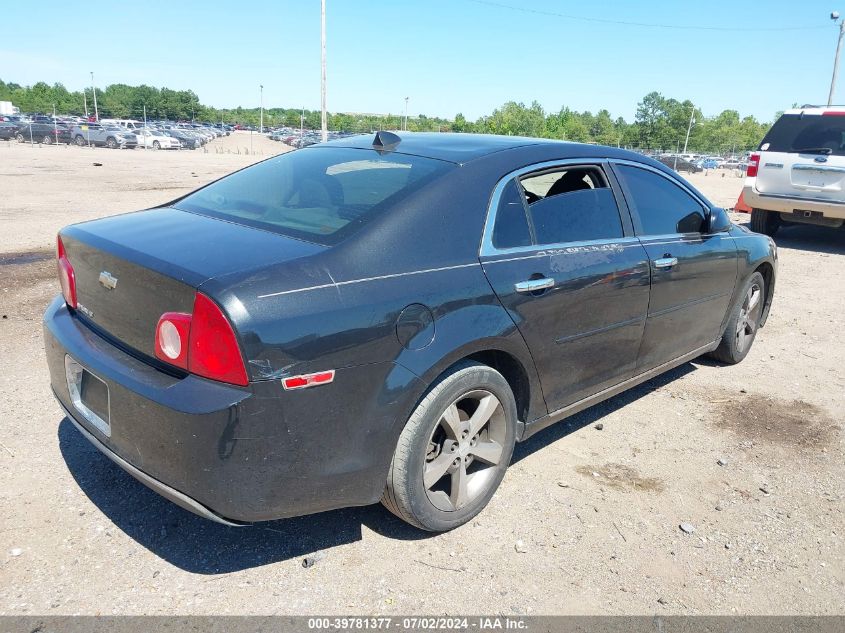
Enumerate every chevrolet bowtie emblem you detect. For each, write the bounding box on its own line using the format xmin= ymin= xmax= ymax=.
xmin=99 ymin=271 xmax=118 ymax=290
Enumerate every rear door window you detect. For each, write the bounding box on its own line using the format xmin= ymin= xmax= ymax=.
xmin=760 ymin=114 xmax=845 ymax=155
xmin=520 ymin=166 xmax=623 ymax=245
xmin=615 ymin=164 xmax=706 ymax=235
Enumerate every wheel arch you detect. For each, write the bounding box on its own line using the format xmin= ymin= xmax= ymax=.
xmin=397 ymin=335 xmax=547 ymax=443
xmin=753 ymin=260 xmax=776 ymax=328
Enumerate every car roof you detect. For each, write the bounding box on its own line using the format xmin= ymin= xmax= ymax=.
xmin=783 ymin=106 xmax=845 ymax=116
xmin=317 ymin=131 xmax=566 ymax=163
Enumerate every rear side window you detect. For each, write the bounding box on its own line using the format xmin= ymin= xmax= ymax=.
xmin=173 ymin=148 xmax=452 ymax=245
xmin=492 ymin=179 xmax=532 ymax=249
xmin=760 ymin=114 xmax=845 ymax=155
xmin=520 ymin=166 xmax=623 ymax=245
xmin=615 ymin=164 xmax=705 ymax=235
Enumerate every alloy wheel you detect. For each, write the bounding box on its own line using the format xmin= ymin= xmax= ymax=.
xmin=423 ymin=390 xmax=507 ymax=512
xmin=735 ymin=283 xmax=763 ymax=353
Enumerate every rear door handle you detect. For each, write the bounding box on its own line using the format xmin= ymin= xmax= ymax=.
xmin=515 ymin=277 xmax=555 ymax=293
xmin=653 ymin=257 xmax=678 ymax=269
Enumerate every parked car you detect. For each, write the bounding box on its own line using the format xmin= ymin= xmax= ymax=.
xmin=743 ymin=106 xmax=845 ymax=235
xmin=134 ymin=128 xmax=181 ymax=150
xmin=0 ymin=121 xmax=19 ymax=140
xmin=160 ymin=129 xmax=200 ymax=149
xmin=721 ymin=159 xmax=747 ymax=171
xmin=656 ymin=155 xmax=703 ymax=173
xmin=71 ymin=123 xmax=137 ymax=149
xmin=45 ymin=132 xmax=776 ymax=532
xmin=14 ymin=122 xmax=73 ymax=144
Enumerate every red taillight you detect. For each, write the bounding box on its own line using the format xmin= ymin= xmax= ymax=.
xmin=154 ymin=293 xmax=248 ymax=386
xmin=282 ymin=370 xmax=335 ymax=391
xmin=56 ymin=235 xmax=77 ymax=309
xmin=188 ymin=293 xmax=248 ymax=386
xmin=747 ymin=153 xmax=760 ymax=178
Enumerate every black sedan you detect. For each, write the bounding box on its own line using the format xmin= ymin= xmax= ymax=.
xmin=656 ymin=155 xmax=703 ymax=173
xmin=44 ymin=132 xmax=777 ymax=531
xmin=0 ymin=121 xmax=18 ymax=140
xmin=14 ymin=122 xmax=73 ymax=144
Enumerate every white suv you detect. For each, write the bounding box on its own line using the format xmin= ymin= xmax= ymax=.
xmin=742 ymin=106 xmax=845 ymax=235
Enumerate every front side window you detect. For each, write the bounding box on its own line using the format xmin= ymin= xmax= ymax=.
xmin=615 ymin=164 xmax=705 ymax=235
xmin=520 ymin=166 xmax=623 ymax=245
xmin=173 ymin=148 xmax=453 ymax=245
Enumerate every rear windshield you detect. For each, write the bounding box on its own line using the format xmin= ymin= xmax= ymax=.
xmin=760 ymin=113 xmax=845 ymax=155
xmin=173 ymin=147 xmax=452 ymax=245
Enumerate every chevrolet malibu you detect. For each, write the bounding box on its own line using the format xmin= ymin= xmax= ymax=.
xmin=44 ymin=132 xmax=777 ymax=531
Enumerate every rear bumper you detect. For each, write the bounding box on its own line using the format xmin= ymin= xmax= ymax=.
xmin=743 ymin=184 xmax=845 ymax=220
xmin=44 ymin=296 xmax=423 ymax=523
xmin=59 ymin=401 xmax=245 ymax=526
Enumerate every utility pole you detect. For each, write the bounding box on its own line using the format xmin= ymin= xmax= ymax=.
xmin=301 ymin=106 xmax=305 ymax=145
xmin=83 ymin=89 xmax=88 ymax=119
xmin=260 ymin=84 xmax=264 ymax=133
xmin=90 ymin=71 xmax=99 ymax=121
xmin=404 ymin=96 xmax=409 ymax=131
xmin=829 ymin=12 xmax=845 ymax=105
xmin=53 ymin=104 xmax=58 ymax=146
xmin=320 ymin=0 xmax=328 ymax=142
xmin=682 ymin=105 xmax=695 ymax=154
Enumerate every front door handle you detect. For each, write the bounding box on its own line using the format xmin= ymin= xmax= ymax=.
xmin=515 ymin=277 xmax=555 ymax=293
xmin=653 ymin=257 xmax=678 ymax=269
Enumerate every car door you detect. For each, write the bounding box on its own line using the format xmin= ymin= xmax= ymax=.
xmin=611 ymin=161 xmax=738 ymax=371
xmin=480 ymin=160 xmax=651 ymax=413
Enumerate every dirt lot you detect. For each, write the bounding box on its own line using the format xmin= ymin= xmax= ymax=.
xmin=0 ymin=145 xmax=842 ymax=615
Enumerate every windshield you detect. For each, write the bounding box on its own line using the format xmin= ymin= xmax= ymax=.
xmin=760 ymin=113 xmax=845 ymax=155
xmin=173 ymin=147 xmax=453 ymax=245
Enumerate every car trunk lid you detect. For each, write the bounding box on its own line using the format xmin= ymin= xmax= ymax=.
xmin=60 ymin=207 xmax=325 ymax=361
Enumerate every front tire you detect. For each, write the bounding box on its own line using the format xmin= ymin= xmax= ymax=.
xmin=381 ymin=361 xmax=517 ymax=532
xmin=42 ymin=134 xmax=52 ymax=145
xmin=74 ymin=135 xmax=85 ymax=146
xmin=152 ymin=141 xmax=160 ymax=150
xmin=750 ymin=209 xmax=779 ymax=236
xmin=709 ymin=271 xmax=766 ymax=365
xmin=15 ymin=133 xmax=24 ymax=143
xmin=106 ymin=136 xmax=117 ymax=149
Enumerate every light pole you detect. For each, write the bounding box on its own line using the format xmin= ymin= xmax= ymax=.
xmin=320 ymin=0 xmax=328 ymax=142
xmin=829 ymin=11 xmax=845 ymax=105
xmin=682 ymin=104 xmax=695 ymax=154
xmin=90 ymin=71 xmax=99 ymax=121
xmin=404 ymin=96 xmax=409 ymax=131
xmin=260 ymin=84 xmax=264 ymax=133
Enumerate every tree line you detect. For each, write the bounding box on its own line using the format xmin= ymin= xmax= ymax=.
xmin=1 ymin=79 xmax=772 ymax=154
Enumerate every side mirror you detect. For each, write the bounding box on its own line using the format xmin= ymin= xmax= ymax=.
xmin=706 ymin=207 xmax=732 ymax=233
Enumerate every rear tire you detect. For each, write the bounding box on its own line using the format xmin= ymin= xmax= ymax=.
xmin=15 ymin=133 xmax=24 ymax=143
xmin=750 ymin=209 xmax=779 ymax=236
xmin=42 ymin=134 xmax=52 ymax=145
xmin=381 ymin=361 xmax=517 ymax=532
xmin=709 ymin=271 xmax=766 ymax=365
xmin=75 ymin=135 xmax=85 ymax=146
xmin=152 ymin=141 xmax=160 ymax=150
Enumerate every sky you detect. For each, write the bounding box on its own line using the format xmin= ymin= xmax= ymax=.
xmin=1 ymin=0 xmax=842 ymax=123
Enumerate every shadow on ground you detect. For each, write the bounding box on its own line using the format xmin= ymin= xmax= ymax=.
xmin=734 ymin=217 xmax=845 ymax=255
xmin=59 ymin=361 xmax=701 ymax=574
xmin=772 ymin=223 xmax=845 ymax=256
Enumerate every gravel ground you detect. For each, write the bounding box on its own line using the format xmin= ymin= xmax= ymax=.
xmin=0 ymin=148 xmax=842 ymax=615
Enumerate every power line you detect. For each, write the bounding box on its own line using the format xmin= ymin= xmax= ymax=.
xmin=466 ymin=0 xmax=829 ymax=32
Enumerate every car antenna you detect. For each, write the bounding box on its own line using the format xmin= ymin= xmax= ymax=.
xmin=373 ymin=131 xmax=401 ymax=151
